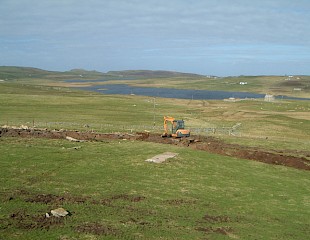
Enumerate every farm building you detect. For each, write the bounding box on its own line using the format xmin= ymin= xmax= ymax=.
xmin=264 ymin=94 xmax=275 ymax=102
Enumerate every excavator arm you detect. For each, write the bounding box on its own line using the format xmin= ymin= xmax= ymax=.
xmin=162 ymin=116 xmax=190 ymax=138
xmin=162 ymin=116 xmax=175 ymax=137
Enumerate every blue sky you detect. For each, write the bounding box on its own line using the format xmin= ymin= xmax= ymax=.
xmin=1 ymin=0 xmax=310 ymax=76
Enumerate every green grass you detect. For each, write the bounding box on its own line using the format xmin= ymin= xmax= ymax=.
xmin=0 ymin=66 xmax=107 ymax=82
xmin=115 ymin=75 xmax=310 ymax=98
xmin=0 ymin=137 xmax=309 ymax=239
xmin=1 ymin=66 xmax=309 ymax=98
xmin=0 ymin=77 xmax=310 ymax=239
xmin=1 ymin=82 xmax=309 ymax=153
xmin=0 ymin=82 xmax=162 ymax=130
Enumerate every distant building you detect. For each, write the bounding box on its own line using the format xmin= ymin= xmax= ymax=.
xmin=264 ymin=94 xmax=275 ymax=102
xmin=224 ymin=97 xmax=240 ymax=102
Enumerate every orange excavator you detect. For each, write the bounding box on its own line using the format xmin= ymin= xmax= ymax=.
xmin=161 ymin=116 xmax=190 ymax=138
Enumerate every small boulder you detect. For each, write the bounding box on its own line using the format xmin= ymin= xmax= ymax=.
xmin=51 ymin=208 xmax=69 ymax=217
xmin=66 ymin=136 xmax=80 ymax=142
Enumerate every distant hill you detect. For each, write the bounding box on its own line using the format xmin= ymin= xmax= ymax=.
xmin=0 ymin=66 xmax=55 ymax=80
xmin=0 ymin=66 xmax=205 ymax=81
xmin=0 ymin=66 xmax=106 ymax=81
xmin=1 ymin=66 xmax=309 ymax=98
xmin=106 ymin=70 xmax=204 ymax=78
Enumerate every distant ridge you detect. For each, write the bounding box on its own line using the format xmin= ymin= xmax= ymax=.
xmin=0 ymin=66 xmax=205 ymax=80
xmin=106 ymin=70 xmax=204 ymax=78
xmin=0 ymin=66 xmax=56 ymax=80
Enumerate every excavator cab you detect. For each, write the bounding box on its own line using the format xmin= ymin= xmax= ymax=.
xmin=162 ymin=116 xmax=190 ymax=138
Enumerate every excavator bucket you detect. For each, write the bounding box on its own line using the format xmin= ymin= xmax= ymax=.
xmin=161 ymin=132 xmax=171 ymax=138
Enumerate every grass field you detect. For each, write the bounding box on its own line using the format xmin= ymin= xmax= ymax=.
xmin=1 ymin=80 xmax=309 ymax=152
xmin=1 ymin=137 xmax=309 ymax=239
xmin=1 ymin=66 xmax=309 ymax=98
xmin=115 ymin=75 xmax=310 ymax=98
xmin=0 ymin=68 xmax=310 ymax=239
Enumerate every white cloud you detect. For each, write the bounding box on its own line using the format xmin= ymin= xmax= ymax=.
xmin=0 ymin=0 xmax=309 ymax=75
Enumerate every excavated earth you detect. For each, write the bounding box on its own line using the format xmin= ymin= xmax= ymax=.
xmin=0 ymin=127 xmax=309 ymax=171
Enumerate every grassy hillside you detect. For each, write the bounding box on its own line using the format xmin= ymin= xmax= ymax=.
xmin=0 ymin=66 xmax=106 ymax=82
xmin=0 ymin=77 xmax=309 ymax=239
xmin=1 ymin=66 xmax=309 ymax=98
xmin=107 ymin=70 xmax=204 ymax=78
xmin=1 ymin=137 xmax=309 ymax=240
xmin=0 ymin=81 xmax=309 ymax=152
xmin=0 ymin=67 xmax=203 ymax=82
xmin=116 ymin=75 xmax=310 ymax=98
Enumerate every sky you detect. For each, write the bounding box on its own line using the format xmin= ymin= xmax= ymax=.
xmin=1 ymin=0 xmax=310 ymax=76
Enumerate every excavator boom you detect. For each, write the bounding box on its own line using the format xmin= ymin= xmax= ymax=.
xmin=162 ymin=116 xmax=190 ymax=138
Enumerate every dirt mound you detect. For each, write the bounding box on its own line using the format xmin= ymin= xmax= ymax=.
xmin=139 ymin=133 xmax=310 ymax=171
xmin=75 ymin=222 xmax=118 ymax=236
xmin=26 ymin=193 xmax=90 ymax=204
xmin=3 ymin=190 xmax=145 ymax=235
xmin=196 ymin=226 xmax=234 ymax=236
xmin=188 ymin=136 xmax=310 ymax=170
xmin=1 ymin=127 xmax=309 ymax=171
xmin=9 ymin=210 xmax=64 ymax=230
xmin=164 ymin=199 xmax=197 ymax=205
xmin=202 ymin=214 xmax=230 ymax=223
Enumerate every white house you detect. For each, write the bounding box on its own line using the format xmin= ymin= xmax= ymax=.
xmin=264 ymin=94 xmax=275 ymax=102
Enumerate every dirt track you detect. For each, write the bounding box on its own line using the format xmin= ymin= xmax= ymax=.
xmin=0 ymin=127 xmax=309 ymax=171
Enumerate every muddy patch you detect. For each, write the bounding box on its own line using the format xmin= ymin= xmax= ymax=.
xmin=92 ymin=194 xmax=146 ymax=206
xmin=8 ymin=209 xmax=64 ymax=230
xmin=110 ymin=194 xmax=146 ymax=202
xmin=25 ymin=193 xmax=90 ymax=204
xmin=196 ymin=213 xmax=234 ymax=237
xmin=202 ymin=213 xmax=230 ymax=223
xmin=2 ymin=190 xmax=147 ymax=233
xmin=164 ymin=199 xmax=197 ymax=206
xmin=8 ymin=190 xmax=145 ymax=206
xmin=196 ymin=226 xmax=233 ymax=235
xmin=75 ymin=222 xmax=118 ymax=236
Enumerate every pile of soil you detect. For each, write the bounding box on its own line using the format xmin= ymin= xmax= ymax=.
xmin=1 ymin=127 xmax=309 ymax=171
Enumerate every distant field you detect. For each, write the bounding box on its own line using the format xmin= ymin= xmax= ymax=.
xmin=0 ymin=80 xmax=309 ymax=152
xmin=1 ymin=66 xmax=309 ymax=98
xmin=110 ymin=75 xmax=310 ymax=98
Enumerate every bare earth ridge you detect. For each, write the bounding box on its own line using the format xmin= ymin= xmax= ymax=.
xmin=0 ymin=127 xmax=309 ymax=171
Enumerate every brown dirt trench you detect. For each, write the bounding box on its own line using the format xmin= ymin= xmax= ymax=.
xmin=0 ymin=127 xmax=309 ymax=171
